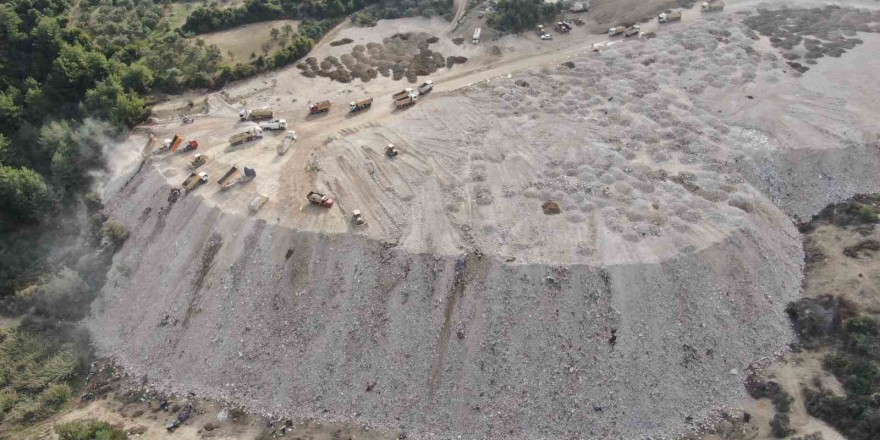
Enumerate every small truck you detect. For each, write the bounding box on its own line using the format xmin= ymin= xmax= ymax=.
xmin=417 ymin=80 xmax=434 ymax=95
xmin=554 ymin=21 xmax=572 ymax=33
xmin=189 ymin=154 xmax=208 ymax=169
xmin=701 ymin=1 xmax=724 ymax=12
xmin=349 ymin=97 xmax=373 ymax=112
xmin=182 ymin=172 xmax=208 ymax=192
xmin=658 ymin=11 xmax=682 ymax=22
xmin=309 ymin=101 xmax=331 ymax=114
xmin=177 ymin=140 xmax=198 ymax=153
xmin=276 ymin=131 xmax=297 ymax=155
xmin=219 ymin=167 xmax=256 ymax=191
xmin=259 ymin=119 xmax=288 ymax=130
xmin=229 ymin=127 xmax=263 ymax=145
xmin=239 ymin=108 xmax=273 ymax=121
xmin=307 ymin=191 xmax=334 ymax=208
xmin=607 ymin=26 xmax=624 ymax=36
xmin=472 ymin=27 xmax=481 ymax=44
xmin=249 ymin=194 xmax=269 ymax=212
xmin=623 ymin=26 xmax=640 ymax=37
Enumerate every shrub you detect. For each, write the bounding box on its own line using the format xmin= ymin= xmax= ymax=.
xmin=770 ymin=412 xmax=793 ymax=438
xmin=56 ymin=419 xmax=127 ymax=440
xmin=99 ymin=221 xmax=129 ymax=248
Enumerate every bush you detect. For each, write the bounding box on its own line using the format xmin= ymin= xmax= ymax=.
xmin=99 ymin=221 xmax=129 ymax=248
xmin=56 ymin=419 xmax=127 ymax=440
xmin=770 ymin=412 xmax=793 ymax=438
xmin=31 ymin=268 xmax=92 ymax=321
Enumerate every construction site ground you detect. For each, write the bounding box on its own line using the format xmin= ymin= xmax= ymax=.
xmin=87 ymin=0 xmax=880 ymax=439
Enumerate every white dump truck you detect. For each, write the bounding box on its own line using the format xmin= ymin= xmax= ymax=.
xmin=259 ymin=119 xmax=287 ymax=130
xmin=349 ymin=97 xmax=373 ymax=112
xmin=229 ymin=127 xmax=263 ymax=145
xmin=623 ymin=26 xmax=640 ymax=37
xmin=276 ymin=130 xmax=297 ymax=155
xmin=702 ymin=1 xmax=724 ymax=12
xmin=608 ymin=26 xmax=624 ymax=36
xmin=239 ymin=108 xmax=273 ymax=121
xmin=417 ymin=80 xmax=434 ymax=95
xmin=472 ymin=27 xmax=481 ymax=44
xmin=658 ymin=11 xmax=682 ymax=22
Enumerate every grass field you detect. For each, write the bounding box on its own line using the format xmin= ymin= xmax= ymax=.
xmin=198 ymin=19 xmax=301 ymax=62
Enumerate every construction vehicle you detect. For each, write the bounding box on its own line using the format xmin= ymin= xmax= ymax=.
xmin=229 ymin=127 xmax=263 ymax=145
xmin=259 ymin=119 xmax=288 ymax=130
xmin=624 ymin=26 xmax=640 ymax=37
xmin=309 ymin=101 xmax=331 ymax=114
xmin=177 ymin=140 xmax=198 ymax=153
xmin=701 ymin=1 xmax=724 ymax=11
xmin=249 ymin=194 xmax=269 ymax=212
xmin=658 ymin=11 xmax=682 ymax=22
xmin=351 ymin=210 xmax=365 ymax=226
xmin=472 ymin=27 xmax=481 ymax=44
xmin=541 ymin=33 xmax=553 ymax=40
xmin=395 ymin=95 xmax=417 ymax=109
xmin=536 ymin=25 xmax=546 ymax=36
xmin=574 ymin=17 xmax=585 ymax=25
xmin=386 ymin=144 xmax=399 ymax=157
xmin=182 ymin=116 xmax=194 ymax=124
xmin=239 ymin=108 xmax=273 ymax=121
xmin=154 ymin=135 xmax=183 ymax=154
xmin=392 ymin=88 xmax=417 ymax=101
xmin=189 ymin=154 xmax=208 ymax=169
xmin=217 ymin=165 xmax=238 ymax=186
xmin=554 ymin=21 xmax=572 ymax=33
xmin=608 ymin=26 xmax=624 ymax=36
xmin=182 ymin=172 xmax=208 ymax=192
xmin=417 ymin=80 xmax=434 ymax=95
xmin=349 ymin=97 xmax=373 ymax=112
xmin=277 ymin=131 xmax=297 ymax=155
xmin=307 ymin=191 xmax=334 ymax=208
xmin=220 ymin=167 xmax=256 ymax=191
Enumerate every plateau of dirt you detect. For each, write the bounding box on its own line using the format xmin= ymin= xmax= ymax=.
xmin=89 ymin=1 xmax=880 ymax=439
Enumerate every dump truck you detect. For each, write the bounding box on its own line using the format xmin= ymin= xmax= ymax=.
xmin=386 ymin=144 xmax=399 ymax=158
xmin=277 ymin=130 xmax=297 ymax=155
xmin=309 ymin=101 xmax=331 ymax=114
xmin=417 ymin=80 xmax=434 ymax=95
xmin=239 ymin=108 xmax=273 ymax=121
xmin=177 ymin=140 xmax=198 ymax=153
xmin=658 ymin=11 xmax=682 ymax=22
xmin=608 ymin=26 xmax=624 ymax=36
xmin=554 ymin=21 xmax=571 ymax=33
xmin=351 ymin=210 xmax=365 ymax=226
xmin=307 ymin=191 xmax=334 ymax=207
xmin=472 ymin=27 xmax=481 ymax=44
xmin=259 ymin=119 xmax=288 ymax=130
xmin=249 ymin=194 xmax=269 ymax=212
xmin=393 ymin=88 xmax=417 ymax=101
xmin=189 ymin=154 xmax=208 ymax=169
xmin=349 ymin=97 xmax=373 ymax=112
xmin=701 ymin=1 xmax=724 ymax=11
xmin=182 ymin=172 xmax=208 ymax=192
xmin=623 ymin=26 xmax=640 ymax=37
xmin=220 ymin=167 xmax=256 ymax=191
xmin=217 ymin=165 xmax=238 ymax=186
xmin=154 ymin=135 xmax=183 ymax=154
xmin=395 ymin=95 xmax=417 ymax=109
xmin=229 ymin=127 xmax=263 ymax=145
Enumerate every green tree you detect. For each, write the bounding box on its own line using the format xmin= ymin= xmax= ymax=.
xmin=270 ymin=27 xmax=280 ymax=40
xmin=46 ymin=44 xmax=111 ymax=102
xmin=83 ymin=77 xmax=150 ymax=128
xmin=120 ymin=63 xmax=154 ymax=94
xmin=56 ymin=420 xmax=127 ymax=440
xmin=493 ymin=0 xmax=542 ymax=32
xmin=0 ymin=165 xmax=54 ymax=222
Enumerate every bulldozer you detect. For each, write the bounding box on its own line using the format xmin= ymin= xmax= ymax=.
xmin=386 ymin=144 xmax=399 ymax=158
xmin=307 ymin=191 xmax=334 ymax=208
xmin=189 ymin=154 xmax=208 ymax=169
xmin=351 ymin=210 xmax=366 ymax=226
